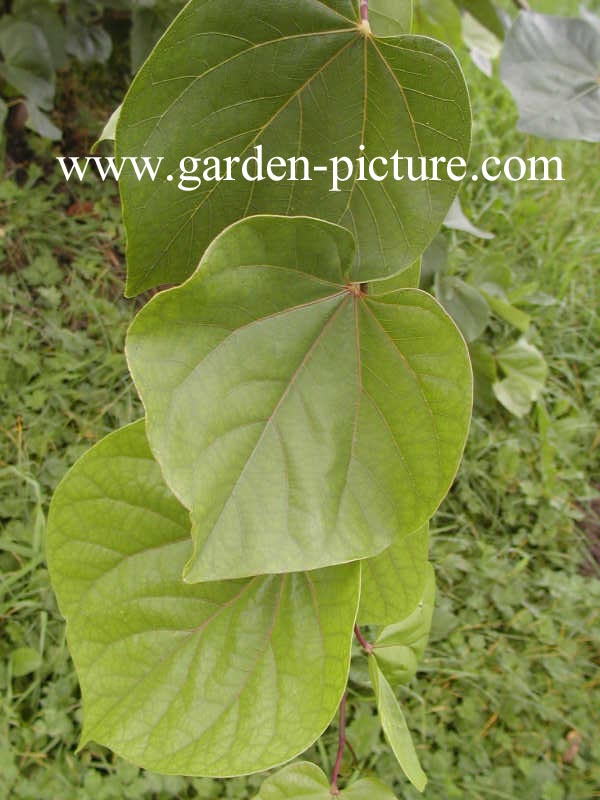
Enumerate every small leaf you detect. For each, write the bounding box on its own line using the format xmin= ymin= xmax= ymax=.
xmin=11 ymin=647 xmax=42 ymax=677
xmin=46 ymin=421 xmax=360 ymax=777
xmin=436 ymin=276 xmax=490 ymax=342
xmin=126 ymin=216 xmax=473 ymax=582
xmin=117 ymin=0 xmax=471 ymax=293
xmin=254 ymin=761 xmax=399 ymax=799
xmin=461 ymin=12 xmax=502 ymax=77
xmin=92 ymin=104 xmax=122 ymax=153
xmin=500 ymin=12 xmax=600 ymax=142
xmin=369 ymin=656 xmax=427 ymax=792
xmin=371 ymin=564 xmax=435 ymax=685
xmin=493 ymin=338 xmax=547 ymax=417
xmin=443 ymin=197 xmax=494 ymax=240
xmin=358 ymin=524 xmax=429 ymax=626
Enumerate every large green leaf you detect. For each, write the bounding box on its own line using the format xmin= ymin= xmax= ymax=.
xmin=256 ymin=761 xmax=396 ymax=800
xmin=116 ymin=0 xmax=470 ymax=294
xmin=500 ymin=12 xmax=600 ymax=142
xmin=46 ymin=420 xmax=360 ymax=777
xmin=358 ymin=524 xmax=429 ymax=626
xmin=371 ymin=564 xmax=435 ymax=685
xmin=369 ymin=656 xmax=427 ymax=792
xmin=126 ymin=217 xmax=473 ymax=582
xmin=254 ymin=761 xmax=399 ymax=799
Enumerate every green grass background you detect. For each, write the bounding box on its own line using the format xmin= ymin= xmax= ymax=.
xmin=1 ymin=3 xmax=599 ymax=798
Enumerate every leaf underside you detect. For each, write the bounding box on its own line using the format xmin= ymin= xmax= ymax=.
xmin=126 ymin=216 xmax=473 ymax=582
xmin=500 ymin=12 xmax=600 ymax=142
xmin=116 ymin=0 xmax=470 ymax=294
xmin=45 ymin=420 xmax=360 ymax=777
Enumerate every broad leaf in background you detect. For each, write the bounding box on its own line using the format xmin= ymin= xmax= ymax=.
xmin=369 ymin=656 xmax=428 ymax=792
xmin=453 ymin=0 xmax=505 ymax=41
xmin=444 ymin=197 xmax=494 ymax=239
xmin=65 ymin=19 xmax=112 ymax=64
xmin=413 ymin=0 xmax=462 ymax=48
xmin=493 ymin=338 xmax=548 ymax=417
xmin=435 ymin=276 xmax=490 ymax=342
xmin=358 ymin=524 xmax=429 ymax=626
xmin=116 ymin=0 xmax=470 ymax=294
xmin=46 ymin=421 xmax=360 ymax=777
xmin=372 ymin=564 xmax=435 ymax=685
xmin=12 ymin=0 xmax=67 ymax=69
xmin=126 ymin=217 xmax=473 ymax=582
xmin=0 ymin=18 xmax=60 ymax=139
xmin=254 ymin=761 xmax=399 ymax=799
xmin=500 ymin=12 xmax=600 ymax=142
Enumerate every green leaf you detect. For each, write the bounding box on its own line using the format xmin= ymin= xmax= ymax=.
xmin=13 ymin=0 xmax=67 ymax=69
xmin=126 ymin=216 xmax=473 ymax=582
xmin=65 ymin=20 xmax=112 ymax=65
xmin=500 ymin=12 xmax=600 ymax=142
xmin=369 ymin=656 xmax=427 ymax=792
xmin=254 ymin=761 xmax=399 ymax=799
xmin=116 ymin=0 xmax=470 ymax=294
xmin=435 ymin=276 xmax=490 ymax=342
xmin=358 ymin=524 xmax=429 ymax=626
xmin=0 ymin=19 xmax=55 ymax=109
xmin=493 ymin=338 xmax=547 ymax=417
xmin=413 ymin=0 xmax=462 ymax=48
xmin=372 ymin=564 xmax=435 ymax=685
xmin=453 ymin=0 xmax=505 ymax=41
xmin=443 ymin=197 xmax=494 ymax=240
xmin=368 ymin=0 xmax=412 ymax=36
xmin=92 ymin=104 xmax=122 ymax=153
xmin=11 ymin=647 xmax=42 ymax=677
xmin=46 ymin=420 xmax=360 ymax=777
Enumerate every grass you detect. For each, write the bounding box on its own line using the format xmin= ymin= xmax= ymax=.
xmin=1 ymin=7 xmax=599 ymax=799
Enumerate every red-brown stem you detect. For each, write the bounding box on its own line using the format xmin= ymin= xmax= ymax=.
xmin=354 ymin=623 xmax=373 ymax=654
xmin=512 ymin=0 xmax=531 ymax=9
xmin=360 ymin=0 xmax=369 ymax=24
xmin=330 ymin=692 xmax=347 ymax=795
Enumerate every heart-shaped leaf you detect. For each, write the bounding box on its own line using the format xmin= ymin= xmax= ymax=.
xmin=46 ymin=420 xmax=360 ymax=777
xmin=126 ymin=216 xmax=473 ymax=582
xmin=372 ymin=564 xmax=435 ymax=685
xmin=358 ymin=524 xmax=429 ymax=626
xmin=116 ymin=0 xmax=470 ymax=294
xmin=500 ymin=12 xmax=600 ymax=142
xmin=369 ymin=656 xmax=427 ymax=792
xmin=254 ymin=761 xmax=399 ymax=799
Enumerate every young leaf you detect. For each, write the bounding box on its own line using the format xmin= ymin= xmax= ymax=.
xmin=126 ymin=216 xmax=473 ymax=582
xmin=358 ymin=524 xmax=429 ymax=626
xmin=254 ymin=761 xmax=399 ymax=799
xmin=116 ymin=0 xmax=470 ymax=294
xmin=46 ymin=420 xmax=360 ymax=777
xmin=368 ymin=656 xmax=427 ymax=792
xmin=371 ymin=564 xmax=436 ymax=685
xmin=500 ymin=12 xmax=600 ymax=142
